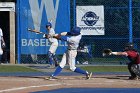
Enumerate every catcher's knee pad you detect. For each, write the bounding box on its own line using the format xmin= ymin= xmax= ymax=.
xmin=131 ymin=64 xmax=140 ymax=76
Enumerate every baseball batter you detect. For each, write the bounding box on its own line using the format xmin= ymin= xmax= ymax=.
xmin=46 ymin=27 xmax=92 ymax=80
xmin=43 ymin=22 xmax=59 ymax=67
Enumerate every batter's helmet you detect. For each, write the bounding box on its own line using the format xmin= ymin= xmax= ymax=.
xmin=70 ymin=27 xmax=81 ymax=36
xmin=124 ymin=42 xmax=134 ymax=51
xmin=46 ymin=22 xmax=52 ymax=28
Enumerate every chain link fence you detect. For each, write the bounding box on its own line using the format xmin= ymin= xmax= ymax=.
xmin=74 ymin=0 xmax=140 ymax=65
xmin=20 ymin=0 xmax=140 ymax=65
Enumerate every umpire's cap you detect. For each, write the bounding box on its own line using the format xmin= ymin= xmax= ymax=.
xmin=46 ymin=22 xmax=52 ymax=28
xmin=70 ymin=27 xmax=81 ymax=36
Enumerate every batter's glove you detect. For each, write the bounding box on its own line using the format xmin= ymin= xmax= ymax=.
xmin=102 ymin=48 xmax=112 ymax=56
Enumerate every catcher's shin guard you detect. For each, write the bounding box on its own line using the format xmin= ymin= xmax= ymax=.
xmin=53 ymin=54 xmax=59 ymax=67
xmin=48 ymin=51 xmax=54 ymax=65
xmin=131 ymin=64 xmax=140 ymax=77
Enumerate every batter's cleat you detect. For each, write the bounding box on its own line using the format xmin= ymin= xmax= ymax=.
xmin=86 ymin=72 xmax=92 ymax=80
xmin=44 ymin=76 xmax=58 ymax=80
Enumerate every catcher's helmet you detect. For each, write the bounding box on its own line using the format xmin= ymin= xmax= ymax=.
xmin=124 ymin=42 xmax=134 ymax=51
xmin=70 ymin=27 xmax=81 ymax=36
xmin=46 ymin=22 xmax=52 ymax=28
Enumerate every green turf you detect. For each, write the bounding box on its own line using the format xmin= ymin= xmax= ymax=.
xmin=0 ymin=65 xmax=40 ymax=72
xmin=0 ymin=65 xmax=128 ymax=73
xmin=81 ymin=66 xmax=128 ymax=72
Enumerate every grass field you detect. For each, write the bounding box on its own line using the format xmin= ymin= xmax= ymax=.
xmin=0 ymin=65 xmax=128 ymax=72
xmin=0 ymin=65 xmax=39 ymax=72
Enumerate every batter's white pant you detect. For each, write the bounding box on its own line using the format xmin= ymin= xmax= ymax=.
xmin=49 ymin=42 xmax=58 ymax=54
xmin=59 ymin=50 xmax=77 ymax=71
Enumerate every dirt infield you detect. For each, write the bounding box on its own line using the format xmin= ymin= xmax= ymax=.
xmin=0 ymin=75 xmax=140 ymax=93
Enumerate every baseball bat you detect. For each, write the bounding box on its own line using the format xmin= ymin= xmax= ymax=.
xmin=28 ymin=28 xmax=46 ymax=34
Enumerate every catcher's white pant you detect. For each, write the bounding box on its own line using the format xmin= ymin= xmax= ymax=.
xmin=49 ymin=42 xmax=58 ymax=54
xmin=59 ymin=50 xmax=77 ymax=71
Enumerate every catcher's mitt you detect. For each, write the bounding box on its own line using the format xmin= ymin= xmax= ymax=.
xmin=102 ymin=48 xmax=112 ymax=56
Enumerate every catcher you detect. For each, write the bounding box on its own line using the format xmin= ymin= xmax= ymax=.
xmin=103 ymin=43 xmax=140 ymax=80
xmin=43 ymin=22 xmax=59 ymax=68
xmin=28 ymin=23 xmax=59 ymax=67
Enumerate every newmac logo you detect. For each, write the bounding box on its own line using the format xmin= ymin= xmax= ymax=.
xmin=81 ymin=11 xmax=99 ymax=26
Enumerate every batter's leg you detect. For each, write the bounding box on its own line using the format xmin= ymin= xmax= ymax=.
xmin=51 ymin=52 xmax=67 ymax=77
xmin=51 ymin=66 xmax=62 ymax=77
xmin=68 ymin=50 xmax=92 ymax=79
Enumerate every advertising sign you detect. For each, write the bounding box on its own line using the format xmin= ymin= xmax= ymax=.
xmin=76 ymin=6 xmax=104 ymax=35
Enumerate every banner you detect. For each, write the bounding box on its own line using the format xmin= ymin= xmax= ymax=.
xmin=76 ymin=6 xmax=104 ymax=35
xmin=17 ymin=0 xmax=70 ymax=54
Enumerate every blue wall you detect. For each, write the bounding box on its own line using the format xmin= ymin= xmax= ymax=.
xmin=17 ymin=0 xmax=70 ymax=54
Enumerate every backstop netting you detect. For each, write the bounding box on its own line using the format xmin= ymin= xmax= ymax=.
xmin=17 ymin=0 xmax=140 ymax=65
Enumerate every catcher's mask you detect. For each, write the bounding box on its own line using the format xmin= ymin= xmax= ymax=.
xmin=124 ymin=43 xmax=134 ymax=51
xmin=46 ymin=22 xmax=52 ymax=28
xmin=70 ymin=27 xmax=81 ymax=36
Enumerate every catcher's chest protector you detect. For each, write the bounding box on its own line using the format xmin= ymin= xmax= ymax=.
xmin=127 ymin=51 xmax=140 ymax=64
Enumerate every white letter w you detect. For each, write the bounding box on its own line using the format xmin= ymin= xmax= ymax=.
xmin=29 ymin=0 xmax=59 ymax=30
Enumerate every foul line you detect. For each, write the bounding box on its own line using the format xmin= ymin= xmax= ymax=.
xmin=0 ymin=83 xmax=61 ymax=93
